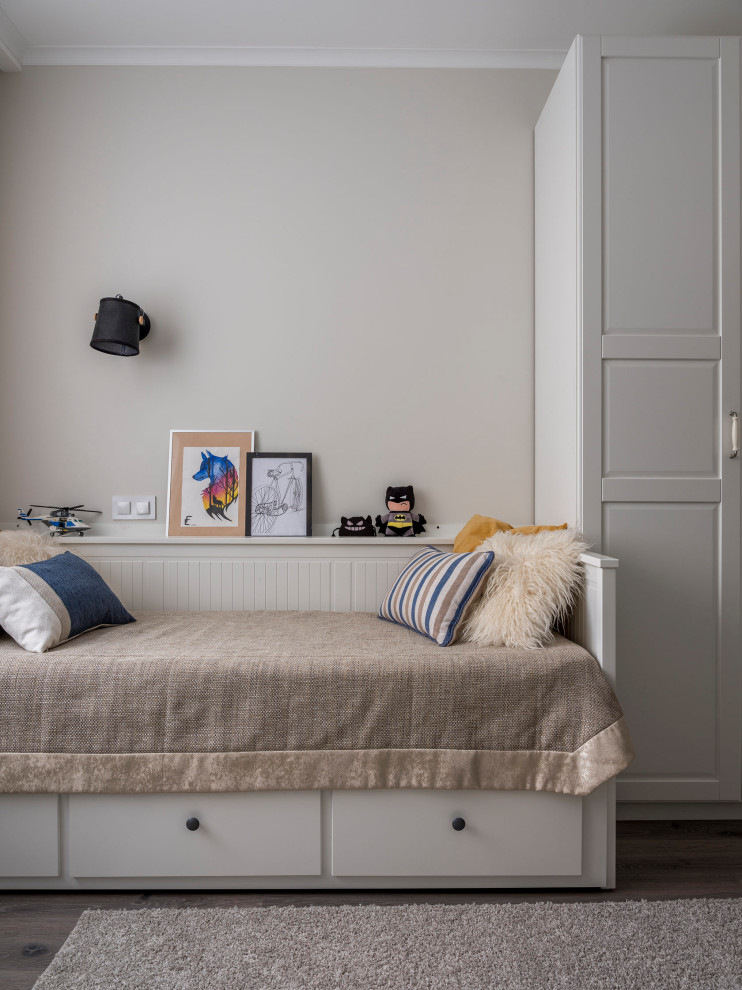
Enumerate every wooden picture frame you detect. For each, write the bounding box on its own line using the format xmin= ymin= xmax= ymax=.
xmin=166 ymin=430 xmax=255 ymax=538
xmin=246 ymin=453 xmax=312 ymax=537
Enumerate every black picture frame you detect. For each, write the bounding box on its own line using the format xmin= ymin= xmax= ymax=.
xmin=245 ymin=453 xmax=312 ymax=537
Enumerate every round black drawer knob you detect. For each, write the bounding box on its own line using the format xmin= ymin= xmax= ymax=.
xmin=186 ymin=817 xmax=200 ymax=831
xmin=451 ymin=817 xmax=466 ymax=832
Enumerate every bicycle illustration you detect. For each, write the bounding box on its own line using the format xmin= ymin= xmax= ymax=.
xmin=251 ymin=460 xmax=305 ymax=535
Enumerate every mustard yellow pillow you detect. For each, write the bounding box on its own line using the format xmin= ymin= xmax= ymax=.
xmin=511 ymin=523 xmax=568 ymax=536
xmin=453 ymin=516 xmax=512 ymax=553
xmin=453 ymin=516 xmax=568 ymax=553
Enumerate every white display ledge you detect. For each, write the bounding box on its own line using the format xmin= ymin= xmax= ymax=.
xmin=71 ymin=535 xmax=455 ymax=546
xmin=62 ymin=535 xmax=615 ymax=569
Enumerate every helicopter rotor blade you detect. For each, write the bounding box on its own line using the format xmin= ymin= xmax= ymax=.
xmin=24 ymin=503 xmax=103 ymax=516
xmin=27 ymin=504 xmax=101 ymax=513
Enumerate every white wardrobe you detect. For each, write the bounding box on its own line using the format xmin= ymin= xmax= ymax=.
xmin=535 ymin=36 xmax=741 ymax=804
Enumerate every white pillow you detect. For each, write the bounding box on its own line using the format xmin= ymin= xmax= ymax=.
xmin=0 ymin=551 xmax=135 ymax=653
xmin=462 ymin=529 xmax=589 ymax=649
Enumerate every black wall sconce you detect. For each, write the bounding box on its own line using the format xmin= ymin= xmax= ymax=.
xmin=90 ymin=294 xmax=151 ymax=356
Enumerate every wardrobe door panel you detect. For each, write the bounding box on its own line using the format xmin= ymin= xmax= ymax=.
xmin=602 ymin=56 xmax=716 ymax=334
xmin=603 ymin=361 xmax=717 ymax=477
xmin=604 ymin=504 xmax=719 ymax=795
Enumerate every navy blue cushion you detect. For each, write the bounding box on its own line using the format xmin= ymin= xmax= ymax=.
xmin=0 ymin=551 xmax=135 ymax=652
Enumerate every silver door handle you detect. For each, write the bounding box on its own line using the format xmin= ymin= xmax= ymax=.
xmin=731 ymin=411 xmax=739 ymax=459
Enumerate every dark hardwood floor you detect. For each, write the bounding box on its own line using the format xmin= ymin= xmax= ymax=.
xmin=1 ymin=821 xmax=740 ymax=990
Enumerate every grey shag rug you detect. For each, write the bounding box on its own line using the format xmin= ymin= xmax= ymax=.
xmin=33 ymin=899 xmax=742 ymax=990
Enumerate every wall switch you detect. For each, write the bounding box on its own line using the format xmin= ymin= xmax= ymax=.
xmin=112 ymin=496 xmax=156 ymax=520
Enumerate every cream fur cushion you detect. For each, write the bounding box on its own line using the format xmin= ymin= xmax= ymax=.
xmin=462 ymin=529 xmax=589 ymax=649
xmin=0 ymin=530 xmax=65 ymax=567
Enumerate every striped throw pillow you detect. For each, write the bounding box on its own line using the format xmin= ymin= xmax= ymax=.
xmin=379 ymin=545 xmax=495 ymax=646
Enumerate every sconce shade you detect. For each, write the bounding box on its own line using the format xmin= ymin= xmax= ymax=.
xmin=90 ymin=295 xmax=151 ymax=356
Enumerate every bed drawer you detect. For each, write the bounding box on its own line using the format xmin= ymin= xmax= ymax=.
xmin=69 ymin=792 xmax=321 ymax=877
xmin=332 ymin=789 xmax=582 ymax=877
xmin=0 ymin=795 xmax=60 ymax=877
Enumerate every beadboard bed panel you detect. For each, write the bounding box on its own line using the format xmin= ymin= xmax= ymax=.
xmin=86 ymin=557 xmax=408 ymax=613
xmin=90 ymin=558 xmax=392 ymax=612
xmin=65 ymin=541 xmax=617 ymax=638
xmin=67 ymin=539 xmax=428 ymax=614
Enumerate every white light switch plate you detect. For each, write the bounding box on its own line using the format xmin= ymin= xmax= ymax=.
xmin=112 ymin=496 xmax=156 ymax=520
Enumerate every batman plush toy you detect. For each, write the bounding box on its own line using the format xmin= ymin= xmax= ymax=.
xmin=375 ymin=486 xmax=426 ymax=537
xmin=332 ymin=515 xmax=376 ymax=537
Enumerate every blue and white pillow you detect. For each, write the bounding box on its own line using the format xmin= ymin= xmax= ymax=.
xmin=379 ymin=545 xmax=495 ymax=646
xmin=0 ymin=551 xmax=135 ymax=653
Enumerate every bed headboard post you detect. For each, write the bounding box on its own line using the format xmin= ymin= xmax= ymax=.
xmin=567 ymin=551 xmax=619 ymax=890
xmin=566 ymin=552 xmax=618 ymax=686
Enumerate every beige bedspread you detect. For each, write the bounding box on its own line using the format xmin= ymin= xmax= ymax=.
xmin=0 ymin=611 xmax=633 ymax=796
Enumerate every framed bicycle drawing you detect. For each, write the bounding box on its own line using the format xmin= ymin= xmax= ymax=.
xmin=246 ymin=453 xmax=312 ymax=537
xmin=166 ymin=430 xmax=255 ymax=538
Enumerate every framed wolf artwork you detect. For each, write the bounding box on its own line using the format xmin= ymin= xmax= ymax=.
xmin=166 ymin=430 xmax=255 ymax=538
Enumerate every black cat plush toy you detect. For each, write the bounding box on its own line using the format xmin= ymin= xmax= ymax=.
xmin=332 ymin=516 xmax=376 ymax=537
xmin=376 ymin=486 xmax=426 ymax=537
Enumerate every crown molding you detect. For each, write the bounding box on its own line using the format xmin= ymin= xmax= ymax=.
xmin=0 ymin=5 xmax=27 ymax=71
xmin=20 ymin=45 xmax=566 ymax=70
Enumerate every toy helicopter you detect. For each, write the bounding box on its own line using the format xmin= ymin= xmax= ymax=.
xmin=17 ymin=505 xmax=102 ymax=537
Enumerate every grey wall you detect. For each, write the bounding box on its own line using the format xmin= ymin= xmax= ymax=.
xmin=0 ymin=67 xmax=555 ymax=533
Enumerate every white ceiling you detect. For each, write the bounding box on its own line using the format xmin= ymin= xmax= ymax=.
xmin=2 ymin=0 xmax=742 ymax=71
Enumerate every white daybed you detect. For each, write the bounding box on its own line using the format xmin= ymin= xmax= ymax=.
xmin=0 ymin=549 xmax=626 ymax=891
